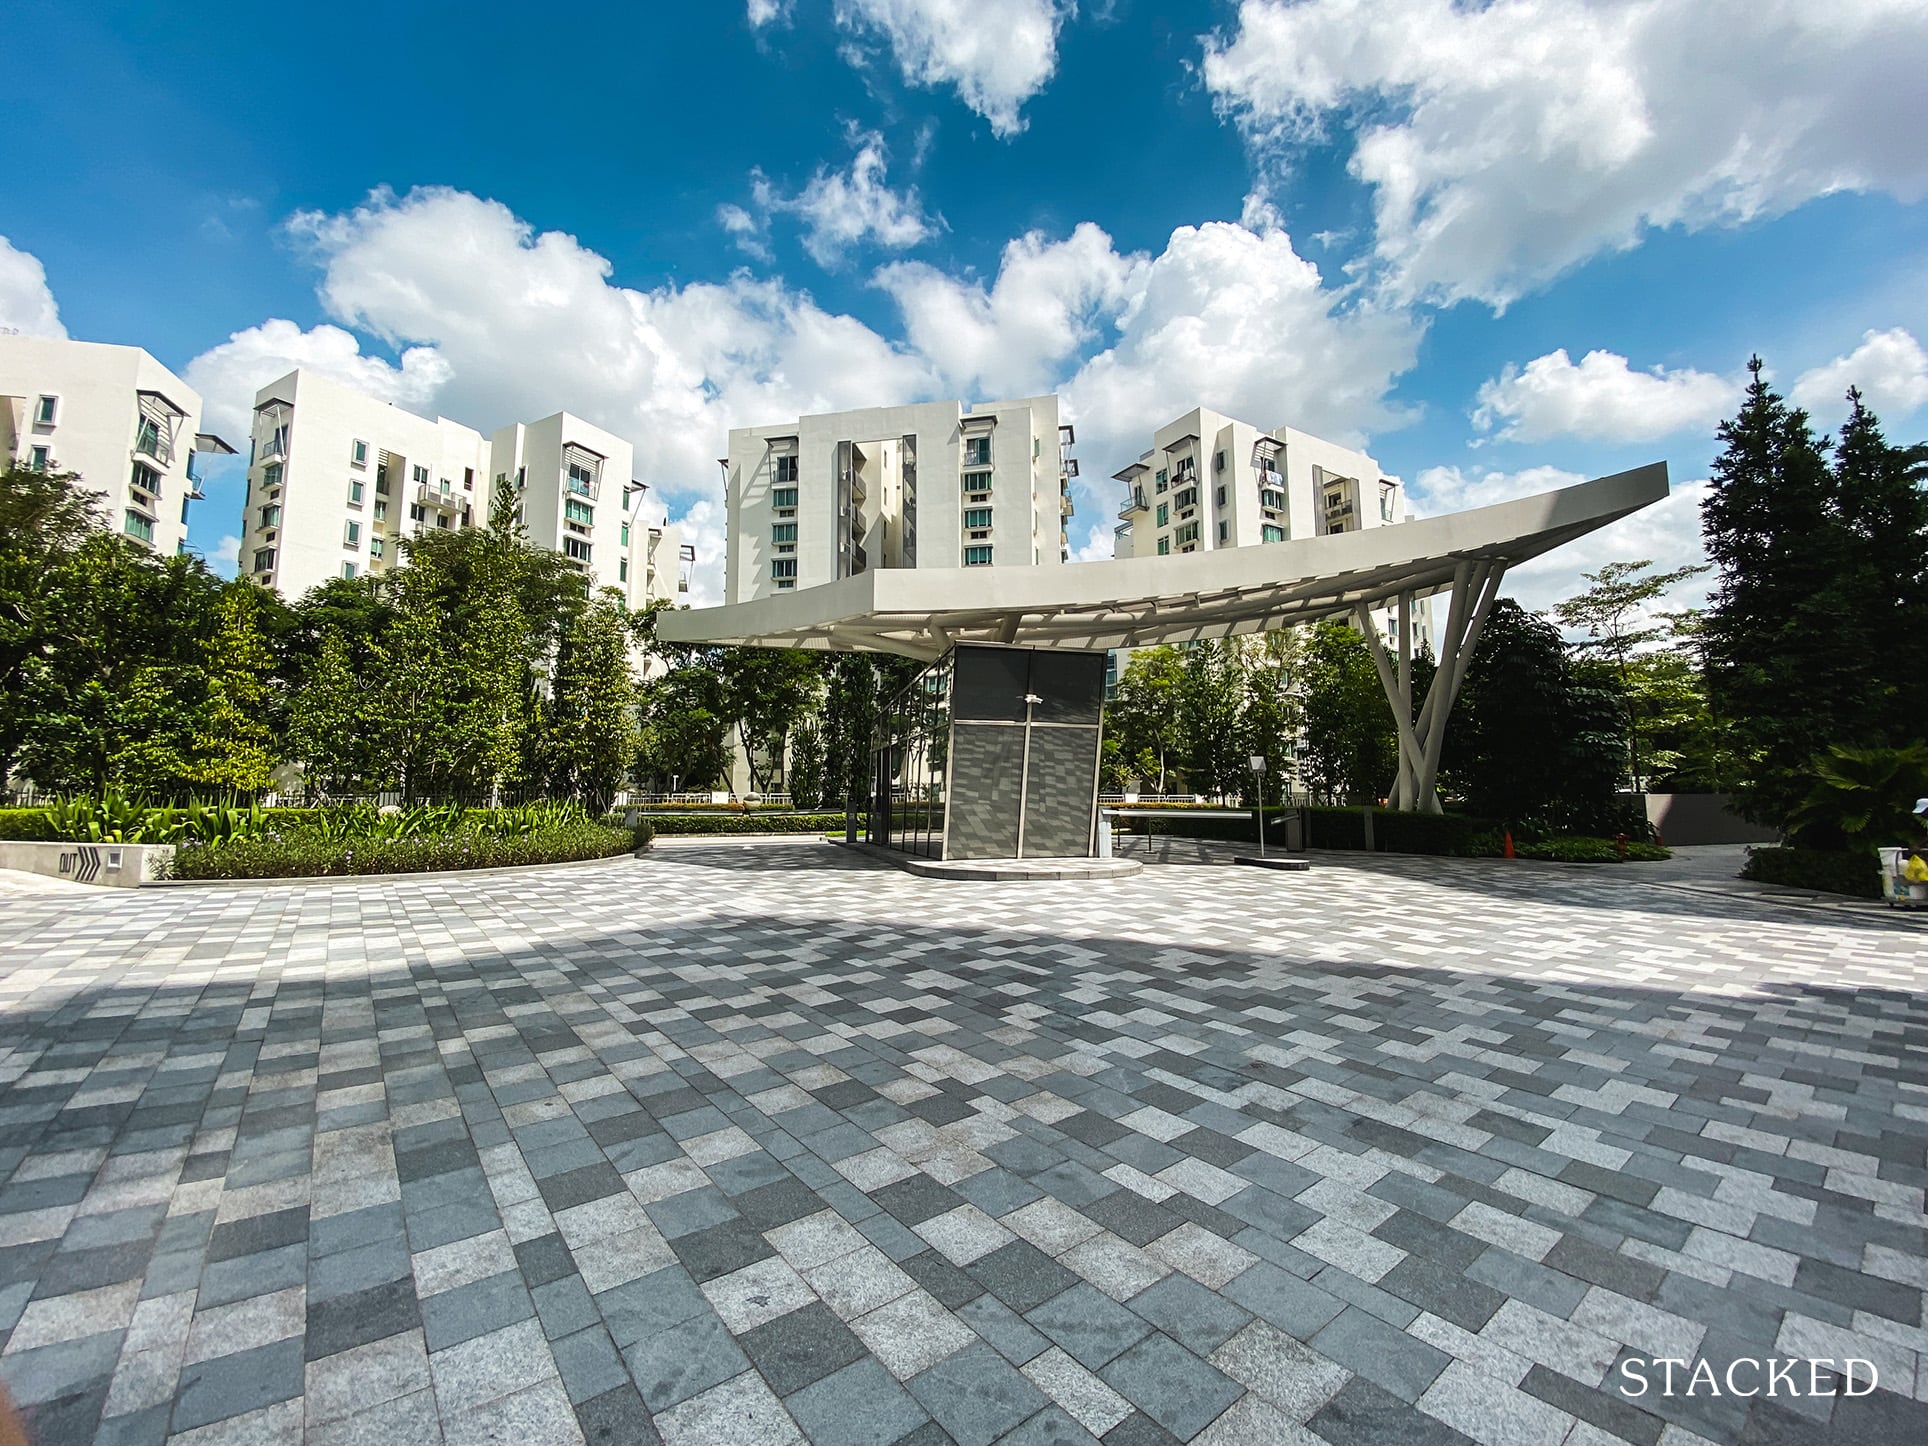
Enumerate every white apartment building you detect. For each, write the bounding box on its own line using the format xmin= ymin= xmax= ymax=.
xmin=723 ymin=396 xmax=1076 ymax=603
xmin=1109 ymin=407 xmax=1429 ymax=685
xmin=241 ymin=369 xmax=683 ymax=606
xmin=0 ymin=334 xmax=233 ymax=557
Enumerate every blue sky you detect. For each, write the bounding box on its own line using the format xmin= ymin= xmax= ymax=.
xmin=6 ymin=0 xmax=1926 ymax=607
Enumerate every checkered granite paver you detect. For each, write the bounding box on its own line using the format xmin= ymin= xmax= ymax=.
xmin=0 ymin=846 xmax=1925 ymax=1445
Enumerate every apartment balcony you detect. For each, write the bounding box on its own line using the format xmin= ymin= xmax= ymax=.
xmin=1060 ymin=494 xmax=1075 ymax=518
xmin=418 ymin=483 xmax=464 ymax=511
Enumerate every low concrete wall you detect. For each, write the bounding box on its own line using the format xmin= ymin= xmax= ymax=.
xmin=0 ymin=840 xmax=175 ymax=886
xmin=1639 ymin=793 xmax=1780 ymax=847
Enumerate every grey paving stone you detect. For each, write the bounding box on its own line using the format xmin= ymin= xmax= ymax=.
xmin=575 ymin=1381 xmax=662 ymax=1446
xmin=786 ymin=1357 xmax=931 ymax=1446
xmin=738 ymin=1300 xmax=869 ymax=1396
xmin=1127 ymin=1273 xmax=1252 ymax=1356
xmin=1307 ymin=1375 xmax=1474 ymax=1446
xmin=621 ymin=1310 xmax=749 ymax=1411
xmin=1221 ymin=1261 xmax=1346 ymax=1339
xmin=305 ymin=1275 xmax=423 ymax=1360
xmin=1022 ymin=1283 xmax=1151 ymax=1371
xmin=1097 ymin=1332 xmax=1243 ymax=1440
xmin=908 ymin=1339 xmax=1051 ymax=1446
xmin=421 ymin=1267 xmax=535 ymax=1350
xmin=1309 ymin=1306 xmax=1450 ymax=1404
xmin=170 ymin=1335 xmax=304 ymax=1432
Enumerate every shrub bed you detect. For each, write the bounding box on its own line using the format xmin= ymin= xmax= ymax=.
xmin=0 ymin=808 xmax=57 ymax=841
xmin=648 ymin=812 xmax=861 ymax=836
xmin=171 ymin=821 xmax=643 ymax=880
xmin=1515 ymin=836 xmax=1671 ymax=863
xmin=1741 ymin=845 xmax=1880 ymax=899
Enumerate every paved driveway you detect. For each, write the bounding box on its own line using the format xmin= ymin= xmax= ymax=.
xmin=0 ymin=845 xmax=1924 ymax=1445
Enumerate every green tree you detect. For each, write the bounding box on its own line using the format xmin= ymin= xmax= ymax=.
xmin=546 ymin=592 xmax=636 ymax=811
xmin=185 ymin=584 xmax=279 ymax=794
xmin=1553 ymin=559 xmax=1710 ymax=791
xmin=1106 ymin=646 xmax=1188 ymax=792
xmin=0 ymin=466 xmax=104 ymax=786
xmin=1299 ymin=622 xmax=1395 ymax=805
xmin=288 ymin=628 xmax=369 ymax=796
xmin=637 ymin=665 xmax=731 ymax=791
xmin=1701 ymin=359 xmax=1865 ymax=823
xmin=713 ymin=646 xmax=825 ymax=794
xmin=788 ymin=719 xmax=828 ymax=808
xmin=1177 ymin=641 xmax=1247 ymax=799
xmin=1239 ymin=631 xmax=1303 ymax=805
xmin=1447 ymin=600 xmax=1626 ymax=830
xmin=821 ymin=654 xmax=880 ymax=810
xmin=1786 ymin=742 xmax=1928 ymax=851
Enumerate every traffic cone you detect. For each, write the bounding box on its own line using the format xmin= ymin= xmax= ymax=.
xmin=1502 ymin=829 xmax=1515 ymax=859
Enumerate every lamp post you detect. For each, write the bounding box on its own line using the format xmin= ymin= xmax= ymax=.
xmin=1250 ymin=754 xmax=1267 ymax=858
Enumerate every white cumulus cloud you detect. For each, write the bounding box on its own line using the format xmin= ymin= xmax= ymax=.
xmin=0 ymin=236 xmax=66 ymax=339
xmin=748 ymin=131 xmax=939 ymax=267
xmin=1791 ymin=327 xmax=1928 ymax=422
xmin=835 ymin=0 xmax=1070 ymax=138
xmin=186 ymin=187 xmax=934 ymax=507
xmin=1472 ymin=349 xmax=1740 ymax=445
xmin=746 ymin=0 xmax=793 ymax=26
xmin=1202 ymin=0 xmax=1928 ymax=307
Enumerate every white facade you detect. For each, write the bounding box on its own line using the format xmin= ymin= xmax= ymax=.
xmin=0 ymin=334 xmax=231 ymax=558
xmin=241 ymin=370 xmax=674 ymax=606
xmin=723 ymin=396 xmax=1076 ymax=604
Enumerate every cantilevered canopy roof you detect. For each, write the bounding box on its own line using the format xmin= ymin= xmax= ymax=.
xmin=658 ymin=464 xmax=1668 ymax=661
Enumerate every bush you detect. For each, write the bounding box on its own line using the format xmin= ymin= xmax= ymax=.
xmin=647 ymin=812 xmax=861 ymax=836
xmin=170 ymin=821 xmax=642 ymax=880
xmin=1740 ymin=845 xmax=1881 ymax=899
xmin=0 ymin=807 xmax=56 ymax=841
xmin=1515 ymin=836 xmax=1672 ymax=863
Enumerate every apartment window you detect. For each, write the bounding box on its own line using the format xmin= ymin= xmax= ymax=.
xmin=620 ymin=521 xmax=631 ymax=547
xmin=123 ymin=510 xmax=154 ymax=544
xmin=1218 ymin=521 xmax=1228 ymax=543
xmin=463 ymin=467 xmax=474 ymax=491
xmin=1260 ymin=487 xmax=1286 ymax=512
xmin=374 ymin=500 xmax=387 ymax=522
xmin=409 ymin=503 xmax=427 ymax=523
xmin=1154 ymin=469 xmax=1168 ymax=492
xmin=375 ymin=470 xmax=391 ymax=496
xmin=1261 ymin=523 xmax=1285 ymax=544
xmin=961 ymin=470 xmax=992 ymax=494
xmin=35 ymin=395 xmax=57 ymax=425
xmin=772 ymin=523 xmax=798 ymax=543
xmin=566 ymin=461 xmax=595 ymax=496
xmin=342 ymin=561 xmax=357 ymax=580
xmin=130 ymin=461 xmax=161 ymax=496
xmin=436 ymin=514 xmax=451 ymax=530
xmin=348 ymin=479 xmax=364 ymax=505
xmin=253 ymin=548 xmax=275 ymax=573
xmin=181 ymin=495 xmax=191 ymax=524
xmin=962 ymin=507 xmax=992 ymax=530
xmin=1216 ymin=485 xmax=1226 ymax=507
xmin=1156 ymin=536 xmax=1170 ymax=556
xmin=963 ymin=545 xmax=993 ymax=566
xmin=963 ymin=436 xmax=991 ymax=467
xmin=264 ymin=423 xmax=289 ymax=458
xmin=771 ymin=558 xmax=797 ymax=580
xmin=564 ymin=536 xmax=591 ymax=562
xmin=1174 ymin=488 xmax=1197 ymax=512
xmin=619 ymin=558 xmax=628 ymax=582
xmin=1149 ymin=502 xmax=1165 ymax=528
xmin=412 ymin=464 xmax=429 ymax=486
xmin=351 ymin=439 xmax=368 ymax=468
xmin=773 ymin=454 xmax=799 ymax=483
xmin=1380 ymin=485 xmax=1397 ymax=521
xmin=262 ymin=462 xmax=283 ymax=490
xmin=28 ymin=445 xmax=49 ymax=472
xmin=370 ymin=538 xmax=384 ymax=559
xmin=259 ymin=504 xmax=281 ymax=529
xmin=344 ymin=520 xmax=360 ymax=548
xmin=1174 ymin=521 xmax=1200 ymax=547
xmin=772 ymin=486 xmax=798 ymax=510
xmin=1214 ymin=449 xmax=1225 ymax=472
xmin=565 ymin=498 xmax=595 ymax=526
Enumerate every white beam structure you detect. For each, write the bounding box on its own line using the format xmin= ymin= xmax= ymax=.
xmin=660 ymin=465 xmax=1667 ymax=663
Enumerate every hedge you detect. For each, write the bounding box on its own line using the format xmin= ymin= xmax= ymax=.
xmin=1741 ymin=846 xmax=1881 ymax=899
xmin=169 ymin=822 xmax=646 ymax=880
xmin=1515 ymin=836 xmax=1671 ymax=863
xmin=0 ymin=808 xmax=56 ymax=841
xmin=648 ymin=813 xmax=862 ymax=836
xmin=1125 ymin=805 xmax=1503 ymax=858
